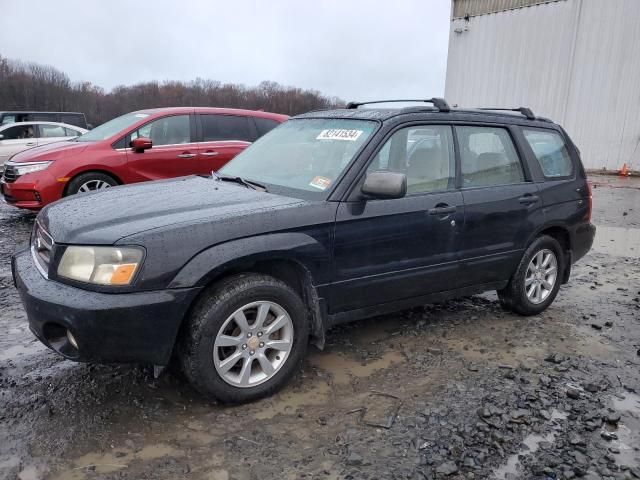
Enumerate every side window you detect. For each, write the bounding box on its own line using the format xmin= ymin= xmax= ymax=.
xmin=457 ymin=126 xmax=525 ymax=187
xmin=367 ymin=125 xmax=455 ymax=194
xmin=60 ymin=114 xmax=82 ymax=127
xmin=523 ymin=129 xmax=573 ymax=177
xmin=130 ymin=115 xmax=190 ymax=146
xmin=254 ymin=117 xmax=280 ymax=137
xmin=1 ymin=125 xmax=35 ymax=140
xmin=64 ymin=127 xmax=81 ymax=137
xmin=39 ymin=125 xmax=66 ymax=138
xmin=201 ymin=115 xmax=252 ymax=142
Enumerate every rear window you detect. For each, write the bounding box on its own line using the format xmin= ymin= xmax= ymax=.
xmin=523 ymin=129 xmax=573 ymax=177
xmin=254 ymin=117 xmax=280 ymax=137
xmin=201 ymin=115 xmax=253 ymax=142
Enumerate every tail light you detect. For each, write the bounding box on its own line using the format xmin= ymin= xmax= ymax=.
xmin=586 ymin=181 xmax=593 ymax=222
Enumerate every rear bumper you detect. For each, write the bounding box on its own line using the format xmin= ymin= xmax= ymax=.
xmin=12 ymin=248 xmax=202 ymax=365
xmin=572 ymin=222 xmax=596 ymax=263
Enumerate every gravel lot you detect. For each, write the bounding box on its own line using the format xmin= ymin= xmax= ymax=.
xmin=1 ymin=175 xmax=639 ymax=480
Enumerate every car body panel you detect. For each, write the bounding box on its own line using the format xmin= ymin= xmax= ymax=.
xmin=1 ymin=108 xmax=287 ymax=210
xmin=12 ymin=106 xmax=596 ymax=365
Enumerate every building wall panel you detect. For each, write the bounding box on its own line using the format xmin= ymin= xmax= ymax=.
xmin=445 ymin=0 xmax=640 ymax=171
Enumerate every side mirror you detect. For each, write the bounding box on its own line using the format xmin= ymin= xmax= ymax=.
xmin=0 ymin=134 xmax=4 ymax=140
xmin=361 ymin=171 xmax=407 ymax=199
xmin=130 ymin=137 xmax=152 ymax=153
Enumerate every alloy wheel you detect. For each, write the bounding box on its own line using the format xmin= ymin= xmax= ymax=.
xmin=78 ymin=180 xmax=111 ymax=193
xmin=525 ymin=249 xmax=558 ymax=304
xmin=213 ymin=301 xmax=294 ymax=388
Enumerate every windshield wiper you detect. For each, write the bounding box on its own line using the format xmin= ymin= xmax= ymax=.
xmin=213 ymin=172 xmax=267 ymax=191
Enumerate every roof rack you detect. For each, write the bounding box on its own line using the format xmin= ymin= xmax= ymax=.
xmin=345 ymin=97 xmax=451 ymax=113
xmin=478 ymin=107 xmax=536 ymax=120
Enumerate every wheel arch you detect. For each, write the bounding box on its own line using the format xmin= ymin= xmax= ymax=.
xmin=170 ymin=234 xmax=331 ymax=352
xmin=527 ymin=224 xmax=572 ymax=283
xmin=63 ymin=169 xmax=123 ymax=196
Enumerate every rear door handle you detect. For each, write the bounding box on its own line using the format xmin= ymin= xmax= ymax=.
xmin=26 ymin=142 xmax=36 ymax=146
xmin=177 ymin=153 xmax=196 ymax=158
xmin=201 ymin=151 xmax=219 ymax=157
xmin=428 ymin=205 xmax=457 ymax=215
xmin=519 ymin=195 xmax=539 ymax=205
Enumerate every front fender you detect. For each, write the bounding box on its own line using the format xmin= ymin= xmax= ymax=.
xmin=168 ymin=232 xmax=332 ymax=289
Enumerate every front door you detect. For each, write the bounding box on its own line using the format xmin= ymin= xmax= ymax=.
xmin=126 ymin=114 xmax=199 ymax=181
xmin=196 ymin=114 xmax=254 ymax=174
xmin=0 ymin=124 xmax=37 ymax=165
xmin=331 ymin=124 xmax=464 ymax=313
xmin=455 ymin=125 xmax=542 ymax=286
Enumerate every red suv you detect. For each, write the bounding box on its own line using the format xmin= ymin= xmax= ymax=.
xmin=0 ymin=107 xmax=287 ymax=210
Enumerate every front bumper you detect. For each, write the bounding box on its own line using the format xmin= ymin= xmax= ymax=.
xmin=12 ymin=248 xmax=202 ymax=365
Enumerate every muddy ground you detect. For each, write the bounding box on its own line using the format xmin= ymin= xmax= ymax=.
xmin=0 ymin=174 xmax=639 ymax=480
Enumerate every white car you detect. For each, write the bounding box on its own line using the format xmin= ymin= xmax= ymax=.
xmin=0 ymin=121 xmax=87 ymax=169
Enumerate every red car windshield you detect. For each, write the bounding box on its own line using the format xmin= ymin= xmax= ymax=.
xmin=75 ymin=112 xmax=151 ymax=142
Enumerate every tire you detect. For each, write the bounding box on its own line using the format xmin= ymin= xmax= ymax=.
xmin=498 ymin=235 xmax=565 ymax=316
xmin=65 ymin=172 xmax=118 ymax=196
xmin=178 ymin=273 xmax=309 ymax=403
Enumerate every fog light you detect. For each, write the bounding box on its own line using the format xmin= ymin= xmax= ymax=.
xmin=66 ymin=330 xmax=78 ymax=349
xmin=34 ymin=191 xmax=42 ymax=202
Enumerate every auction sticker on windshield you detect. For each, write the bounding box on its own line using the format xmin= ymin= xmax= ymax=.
xmin=316 ymin=129 xmax=363 ymax=141
xmin=309 ymin=176 xmax=332 ymax=190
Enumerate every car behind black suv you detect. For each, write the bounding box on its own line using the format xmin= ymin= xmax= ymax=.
xmin=12 ymin=98 xmax=595 ymax=403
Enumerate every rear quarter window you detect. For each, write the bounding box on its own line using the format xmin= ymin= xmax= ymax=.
xmin=522 ymin=128 xmax=574 ymax=178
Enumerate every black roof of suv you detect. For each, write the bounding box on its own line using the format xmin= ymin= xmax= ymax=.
xmin=12 ymin=97 xmax=595 ymax=403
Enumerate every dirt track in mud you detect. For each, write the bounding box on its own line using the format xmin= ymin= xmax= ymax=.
xmin=1 ymin=175 xmax=639 ymax=480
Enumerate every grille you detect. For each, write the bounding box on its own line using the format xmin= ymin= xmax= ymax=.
xmin=31 ymin=222 xmax=54 ymax=277
xmin=2 ymin=164 xmax=18 ymax=183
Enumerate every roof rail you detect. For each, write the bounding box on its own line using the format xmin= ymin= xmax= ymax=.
xmin=345 ymin=97 xmax=451 ymax=113
xmin=478 ymin=107 xmax=536 ymax=120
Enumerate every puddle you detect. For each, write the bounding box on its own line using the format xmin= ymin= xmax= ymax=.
xmin=309 ymin=350 xmax=404 ymax=385
xmin=253 ymin=381 xmax=331 ymax=420
xmin=494 ymin=410 xmax=567 ymax=479
xmin=53 ymin=443 xmax=182 ymax=479
xmin=592 ymin=226 xmax=640 ymax=257
xmin=0 ymin=341 xmax=45 ymax=362
xmin=606 ymin=393 xmax=640 ymax=467
xmin=612 ymin=392 xmax=640 ymax=412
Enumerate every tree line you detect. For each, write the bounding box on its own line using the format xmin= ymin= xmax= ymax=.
xmin=0 ymin=54 xmax=344 ymax=126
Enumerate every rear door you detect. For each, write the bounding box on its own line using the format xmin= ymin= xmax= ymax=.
xmin=0 ymin=124 xmax=37 ymax=165
xmin=456 ymin=124 xmax=542 ymax=286
xmin=37 ymin=124 xmax=73 ymax=146
xmin=331 ymin=124 xmax=464 ymax=312
xmin=196 ymin=114 xmax=255 ymax=174
xmin=126 ymin=114 xmax=199 ymax=181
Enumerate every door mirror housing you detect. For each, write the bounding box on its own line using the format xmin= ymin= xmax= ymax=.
xmin=0 ymin=134 xmax=4 ymax=140
xmin=130 ymin=137 xmax=152 ymax=153
xmin=361 ymin=171 xmax=407 ymax=199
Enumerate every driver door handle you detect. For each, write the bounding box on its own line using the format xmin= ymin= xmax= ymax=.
xmin=201 ymin=151 xmax=219 ymax=157
xmin=519 ymin=195 xmax=539 ymax=205
xmin=26 ymin=142 xmax=36 ymax=146
xmin=177 ymin=153 xmax=196 ymax=158
xmin=428 ymin=205 xmax=456 ymax=216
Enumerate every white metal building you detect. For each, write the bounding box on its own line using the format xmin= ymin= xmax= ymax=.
xmin=445 ymin=0 xmax=640 ymax=171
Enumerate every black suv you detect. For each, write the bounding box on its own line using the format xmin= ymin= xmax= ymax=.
xmin=12 ymin=98 xmax=595 ymax=403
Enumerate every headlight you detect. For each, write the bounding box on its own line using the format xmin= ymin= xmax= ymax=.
xmin=13 ymin=161 xmax=52 ymax=175
xmin=57 ymin=246 xmax=144 ymax=285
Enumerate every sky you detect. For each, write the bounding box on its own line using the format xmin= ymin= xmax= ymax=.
xmin=0 ymin=0 xmax=451 ymax=102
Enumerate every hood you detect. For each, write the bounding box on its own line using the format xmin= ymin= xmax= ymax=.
xmin=9 ymin=141 xmax=91 ymax=162
xmin=39 ymin=176 xmax=306 ymax=244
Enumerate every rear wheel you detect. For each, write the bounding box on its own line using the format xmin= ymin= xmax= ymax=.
xmin=498 ymin=235 xmax=564 ymax=316
xmin=179 ymin=274 xmax=309 ymax=403
xmin=65 ymin=172 xmax=117 ymax=196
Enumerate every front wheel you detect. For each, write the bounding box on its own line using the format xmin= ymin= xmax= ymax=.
xmin=65 ymin=172 xmax=118 ymax=196
xmin=498 ymin=235 xmax=564 ymax=316
xmin=178 ymin=274 xmax=309 ymax=403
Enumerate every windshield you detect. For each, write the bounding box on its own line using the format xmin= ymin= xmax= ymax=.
xmin=75 ymin=112 xmax=150 ymax=142
xmin=220 ymin=118 xmax=377 ymax=199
